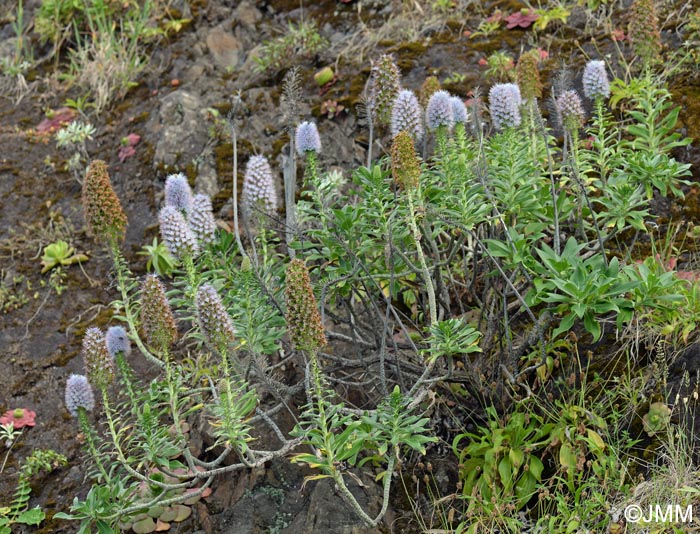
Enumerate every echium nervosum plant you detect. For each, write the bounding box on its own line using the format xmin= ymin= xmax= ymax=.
xmin=288 ymin=258 xmax=435 ymax=528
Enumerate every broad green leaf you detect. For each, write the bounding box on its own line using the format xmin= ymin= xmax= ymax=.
xmin=16 ymin=508 xmax=44 ymax=525
xmin=559 ymin=443 xmax=577 ymax=472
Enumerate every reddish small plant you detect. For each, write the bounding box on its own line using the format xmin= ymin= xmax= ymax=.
xmin=0 ymin=408 xmax=36 ymax=429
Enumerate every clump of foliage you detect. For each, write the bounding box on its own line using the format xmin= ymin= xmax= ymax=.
xmin=53 ymin=34 xmax=700 ymax=534
xmin=0 ymin=449 xmax=68 ymax=533
xmin=254 ymin=20 xmax=328 ymax=75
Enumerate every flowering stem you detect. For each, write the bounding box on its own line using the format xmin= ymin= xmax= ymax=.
xmin=109 ymin=241 xmax=164 ymax=369
xmin=435 ymin=125 xmax=448 ymax=164
xmin=406 ymin=191 xmax=437 ymax=326
xmin=454 ymin=122 xmax=466 ymax=152
xmin=229 ymin=91 xmax=247 ymax=259
xmin=304 ymin=151 xmax=318 ymax=185
xmin=77 ymin=407 xmax=110 ymax=483
xmin=566 ymin=130 xmax=608 ymax=266
xmin=183 ymin=254 xmax=199 ymax=300
xmin=114 ymin=352 xmax=137 ymax=410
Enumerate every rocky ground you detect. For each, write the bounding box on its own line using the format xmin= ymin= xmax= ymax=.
xmin=1 ymin=0 xmax=699 ymax=532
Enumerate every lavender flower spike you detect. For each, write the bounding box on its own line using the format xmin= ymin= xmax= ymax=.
xmin=426 ymin=90 xmax=454 ymax=130
xmin=106 ymin=326 xmax=131 ymax=358
xmin=489 ymin=83 xmax=522 ymax=130
xmin=391 ymin=89 xmax=424 ymax=142
xmin=242 ymin=155 xmax=278 ymax=217
xmin=65 ymin=374 xmax=95 ymax=417
xmin=164 ymin=173 xmax=193 ymax=213
xmin=196 ymin=284 xmax=236 ymax=349
xmin=295 ymin=121 xmax=322 ymax=156
xmin=450 ymin=97 xmax=468 ymax=124
xmin=582 ymin=60 xmax=610 ymax=100
xmin=159 ymin=205 xmax=199 ymax=259
xmin=556 ymin=90 xmax=585 ymax=131
xmin=189 ymin=193 xmax=217 ymax=244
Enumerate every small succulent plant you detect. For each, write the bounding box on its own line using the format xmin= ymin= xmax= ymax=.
xmin=119 ymin=467 xmax=211 ymax=533
xmin=40 ymin=241 xmax=89 ymax=274
xmin=320 ymin=99 xmax=345 ymax=119
xmin=642 ymin=402 xmax=672 ymax=436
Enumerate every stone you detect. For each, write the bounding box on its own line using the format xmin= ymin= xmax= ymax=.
xmin=207 ymin=24 xmax=242 ymax=70
xmin=233 ymin=1 xmax=262 ymax=29
xmin=150 ymin=90 xmax=209 ymax=171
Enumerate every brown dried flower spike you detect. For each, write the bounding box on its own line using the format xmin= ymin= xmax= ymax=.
xmin=516 ymin=50 xmax=542 ymax=101
xmin=420 ymin=76 xmax=442 ymax=109
xmin=285 ymin=259 xmax=327 ymax=352
xmin=391 ymin=131 xmax=421 ymax=190
xmin=140 ymin=274 xmax=178 ymax=351
xmin=82 ymin=160 xmax=127 ymax=244
xmin=628 ymin=0 xmax=662 ymax=67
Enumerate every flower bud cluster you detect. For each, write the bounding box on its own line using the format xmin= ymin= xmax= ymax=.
xmin=196 ymin=284 xmax=236 ymax=350
xmin=65 ymin=374 xmax=95 ymax=417
xmin=164 ymin=173 xmax=193 ymax=213
xmin=82 ymin=160 xmax=127 ymax=244
xmin=242 ymin=155 xmax=278 ymax=217
xmin=140 ymin=274 xmax=178 ymax=350
xmin=556 ymin=90 xmax=585 ymax=132
xmin=426 ymin=90 xmax=454 ymax=130
xmin=285 ymin=260 xmax=327 ymax=352
xmin=82 ymin=327 xmax=115 ymax=390
xmin=295 ymin=121 xmax=322 ymax=155
xmin=391 ymin=89 xmax=424 ymax=142
xmin=582 ymin=60 xmax=610 ymax=100
xmin=368 ymin=54 xmax=401 ymax=126
xmin=391 ymin=131 xmax=421 ymax=190
xmin=189 ymin=193 xmax=217 ymax=244
xmin=489 ymin=83 xmax=522 ymax=130
xmin=105 ymin=326 xmax=131 ymax=358
xmin=516 ymin=51 xmax=543 ymax=101
xmin=159 ymin=205 xmax=199 ymax=259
